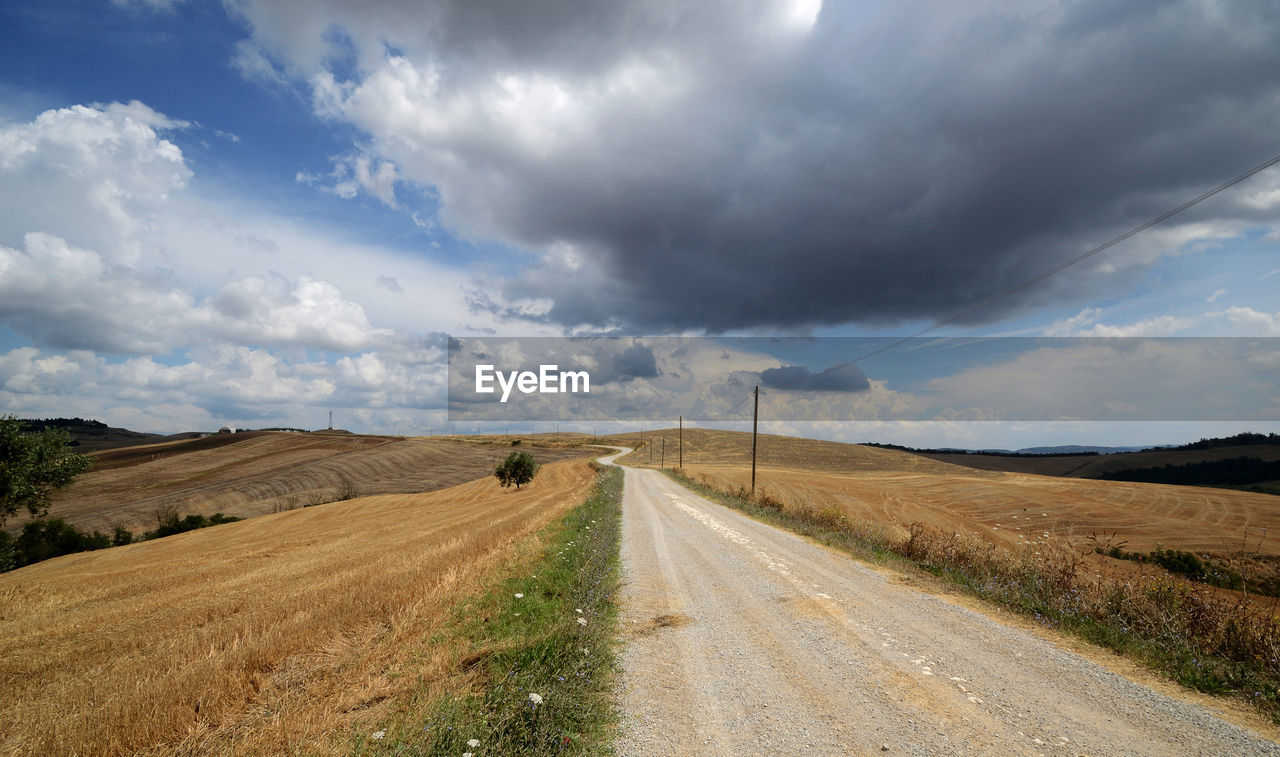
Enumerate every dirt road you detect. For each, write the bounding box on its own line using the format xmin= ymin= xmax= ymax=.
xmin=613 ymin=464 xmax=1280 ymax=756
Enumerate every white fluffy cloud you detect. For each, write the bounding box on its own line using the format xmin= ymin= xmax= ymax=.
xmin=0 ymin=342 xmax=448 ymax=431
xmin=0 ymin=102 xmax=190 ymax=263
xmin=1209 ymin=306 xmax=1280 ymax=336
xmin=0 ymin=101 xmax=485 ymax=431
xmin=1043 ymin=307 xmax=1197 ymax=337
xmin=0 ymin=233 xmax=392 ymax=354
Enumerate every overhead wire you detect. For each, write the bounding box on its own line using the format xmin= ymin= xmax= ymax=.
xmin=816 ymin=151 xmax=1280 ymax=374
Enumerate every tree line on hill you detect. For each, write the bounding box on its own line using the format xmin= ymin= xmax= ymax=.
xmin=0 ymin=510 xmax=243 ymax=572
xmin=1153 ymin=432 xmax=1280 ymax=452
xmin=1093 ymin=457 xmax=1280 ymax=490
xmin=860 ymin=442 xmax=1101 ymax=457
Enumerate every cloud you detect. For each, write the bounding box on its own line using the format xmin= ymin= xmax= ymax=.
xmin=328 ymin=153 xmax=400 ymax=207
xmin=758 ymin=363 xmax=870 ymax=392
xmin=0 ymin=101 xmax=190 ymax=263
xmin=1043 ymin=307 xmax=1197 ymax=337
xmin=1207 ymin=288 xmax=1227 ymax=304
xmin=924 ymin=340 xmax=1278 ymax=421
xmin=1208 ymin=306 xmax=1280 ymax=336
xmin=232 ymin=1 xmax=1280 ymax=331
xmin=0 ymin=232 xmax=394 ymax=354
xmin=0 ymin=101 xmax=483 ymax=431
xmin=0 ymin=341 xmax=449 ymax=431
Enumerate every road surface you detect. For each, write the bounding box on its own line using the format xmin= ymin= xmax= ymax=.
xmin=610 ymin=461 xmax=1280 ymax=756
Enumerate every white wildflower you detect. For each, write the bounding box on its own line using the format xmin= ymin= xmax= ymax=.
xmin=464 ymin=753 xmax=473 ymax=757
xmin=514 ymin=593 xmax=524 ymax=598
xmin=575 ymin=608 xmax=583 ymax=614
xmin=529 ymin=692 xmax=544 ymax=705
xmin=371 ymin=730 xmax=385 ymax=740
xmin=577 ymin=617 xmax=588 ymax=626
xmin=467 ymin=738 xmax=480 ymax=747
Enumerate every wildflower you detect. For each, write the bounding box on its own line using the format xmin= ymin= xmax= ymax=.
xmin=467 ymin=738 xmax=480 ymax=747
xmin=515 ymin=593 xmax=524 ymax=599
xmin=464 ymin=753 xmax=473 ymax=757
xmin=575 ymin=608 xmax=583 ymax=614
xmin=371 ymin=730 xmax=386 ymax=741
xmin=529 ymin=692 xmax=544 ymax=705
xmin=577 ymin=617 xmax=588 ymax=626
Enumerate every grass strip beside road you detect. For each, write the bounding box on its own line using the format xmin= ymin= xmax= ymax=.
xmin=666 ymin=468 xmax=1280 ymax=725
xmin=361 ymin=463 xmax=624 ymax=755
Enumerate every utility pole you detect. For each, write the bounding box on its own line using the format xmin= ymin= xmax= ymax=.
xmin=328 ymin=410 xmax=333 ymax=430
xmin=679 ymin=415 xmax=683 ymax=469
xmin=751 ymin=385 xmax=759 ymax=493
xmin=661 ymin=437 xmax=665 ymax=469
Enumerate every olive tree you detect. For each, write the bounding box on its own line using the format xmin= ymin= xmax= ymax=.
xmin=495 ymin=450 xmax=539 ymax=490
xmin=0 ymin=416 xmax=92 ymax=525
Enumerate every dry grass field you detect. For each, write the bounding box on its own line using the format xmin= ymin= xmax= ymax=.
xmin=24 ymin=432 xmax=591 ymax=534
xmin=0 ymin=459 xmax=597 ymax=756
xmin=612 ymin=427 xmax=981 ymax=475
xmin=618 ymin=429 xmax=1280 ymax=556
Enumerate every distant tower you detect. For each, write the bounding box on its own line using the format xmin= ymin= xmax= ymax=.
xmin=328 ymin=411 xmax=333 ymax=430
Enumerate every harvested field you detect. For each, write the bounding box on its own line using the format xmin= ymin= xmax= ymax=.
xmin=27 ymin=432 xmax=592 ymax=534
xmin=0 ymin=459 xmax=597 ymax=756
xmin=613 ymin=427 xmax=983 ymax=476
xmin=686 ymin=464 xmax=1280 ymax=556
xmin=617 ymin=429 xmax=1280 ymax=557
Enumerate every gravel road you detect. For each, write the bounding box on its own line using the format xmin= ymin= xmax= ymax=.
xmin=611 ymin=462 xmax=1280 ymax=756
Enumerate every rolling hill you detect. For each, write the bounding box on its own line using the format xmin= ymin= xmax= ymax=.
xmin=21 ymin=431 xmax=593 ymax=534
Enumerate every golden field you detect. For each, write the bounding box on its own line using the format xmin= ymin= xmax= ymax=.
xmin=0 ymin=458 xmax=596 ymax=756
xmin=617 ymin=429 xmax=1280 ymax=556
xmin=25 ymin=431 xmax=590 ymax=534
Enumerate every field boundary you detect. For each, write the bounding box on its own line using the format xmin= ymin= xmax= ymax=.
xmin=359 ymin=463 xmax=624 ymax=754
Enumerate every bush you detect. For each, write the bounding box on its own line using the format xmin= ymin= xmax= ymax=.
xmin=2 ymin=519 xmax=111 ymax=570
xmin=147 ymin=511 xmax=241 ymax=539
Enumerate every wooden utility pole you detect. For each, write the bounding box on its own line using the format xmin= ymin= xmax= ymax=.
xmin=751 ymin=385 xmax=759 ymax=493
xmin=661 ymin=437 xmax=665 ymax=469
xmin=679 ymin=415 xmax=683 ymax=469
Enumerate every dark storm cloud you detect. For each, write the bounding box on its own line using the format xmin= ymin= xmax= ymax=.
xmin=758 ymin=364 xmax=869 ymax=393
xmin=241 ymin=0 xmax=1280 ymax=332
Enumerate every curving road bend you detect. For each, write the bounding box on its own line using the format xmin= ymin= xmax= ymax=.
xmin=611 ymin=463 xmax=1280 ymax=756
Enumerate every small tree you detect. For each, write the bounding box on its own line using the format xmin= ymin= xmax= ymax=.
xmin=495 ymin=450 xmax=539 ymax=490
xmin=0 ymin=415 xmax=91 ymax=525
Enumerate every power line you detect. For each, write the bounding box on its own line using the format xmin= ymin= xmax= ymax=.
xmin=818 ymin=151 xmax=1280 ymax=374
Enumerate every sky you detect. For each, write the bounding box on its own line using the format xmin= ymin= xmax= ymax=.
xmin=0 ymin=0 xmax=1277 ymax=448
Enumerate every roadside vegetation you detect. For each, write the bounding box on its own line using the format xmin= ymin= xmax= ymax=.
xmin=668 ymin=469 xmax=1280 ymax=723
xmin=361 ymin=463 xmax=623 ymax=755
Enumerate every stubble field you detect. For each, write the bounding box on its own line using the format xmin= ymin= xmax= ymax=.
xmin=0 ymin=458 xmax=596 ymax=756
xmin=23 ymin=432 xmax=590 ymax=534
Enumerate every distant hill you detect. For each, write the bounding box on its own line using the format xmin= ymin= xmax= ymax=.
xmin=911 ymin=433 xmax=1280 ymax=493
xmin=16 ymin=417 xmax=181 ymax=452
xmin=1014 ymin=444 xmax=1167 ymax=455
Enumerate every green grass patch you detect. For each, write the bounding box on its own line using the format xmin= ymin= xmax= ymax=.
xmin=357 ymin=464 xmax=624 ymax=755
